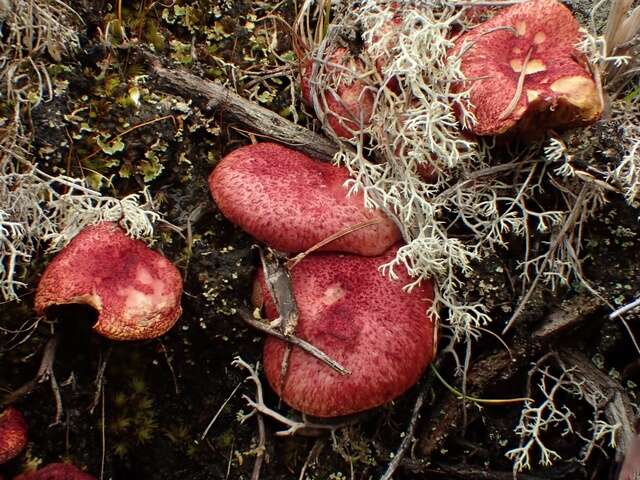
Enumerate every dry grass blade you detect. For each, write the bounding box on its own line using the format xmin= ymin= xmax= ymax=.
xmin=605 ymin=0 xmax=634 ymax=54
xmin=287 ymin=218 xmax=382 ymax=269
xmin=499 ymin=46 xmax=533 ymax=120
xmin=612 ymin=6 xmax=640 ymax=47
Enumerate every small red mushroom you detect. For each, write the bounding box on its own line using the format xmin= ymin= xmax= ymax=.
xmin=35 ymin=222 xmax=183 ymax=341
xmin=209 ymin=142 xmax=401 ymax=256
xmin=257 ymin=245 xmax=437 ymax=417
xmin=0 ymin=407 xmax=27 ymax=464
xmin=13 ymin=463 xmax=95 ymax=480
xmin=451 ymin=0 xmax=602 ymax=136
xmin=301 ymin=47 xmax=375 ymax=139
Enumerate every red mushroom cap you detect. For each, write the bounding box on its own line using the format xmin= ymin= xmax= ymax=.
xmin=258 ymin=245 xmax=437 ymax=417
xmin=13 ymin=463 xmax=95 ymax=480
xmin=451 ymin=0 xmax=602 ymax=136
xmin=301 ymin=47 xmax=375 ymax=139
xmin=0 ymin=407 xmax=27 ymax=464
xmin=209 ymin=143 xmax=401 ymax=256
xmin=35 ymin=222 xmax=183 ymax=341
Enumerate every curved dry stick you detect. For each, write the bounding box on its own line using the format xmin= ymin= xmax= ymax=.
xmin=239 ymin=309 xmax=350 ymax=375
xmin=499 ymin=46 xmax=533 ymax=121
xmin=287 ymin=218 xmax=383 ymax=269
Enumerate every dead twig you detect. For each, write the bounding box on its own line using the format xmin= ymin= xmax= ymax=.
xmin=89 ymin=344 xmax=113 ymax=414
xmin=233 ymin=357 xmax=355 ymax=437
xmin=503 ymin=186 xmax=589 ymax=334
xmin=286 ymin=218 xmax=383 ymax=269
xmin=609 ymin=297 xmax=640 ymax=320
xmin=380 ymin=373 xmax=433 ymax=480
xmin=143 ymin=52 xmax=339 ymax=161
xmin=239 ymin=309 xmax=350 ymax=376
xmin=259 ymin=248 xmax=299 ymax=336
xmin=258 ymin=248 xmax=300 ymax=403
xmin=559 ymin=349 xmax=636 ymax=463
xmin=2 ymin=335 xmax=63 ymax=425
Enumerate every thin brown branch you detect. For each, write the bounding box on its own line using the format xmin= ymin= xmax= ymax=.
xmin=2 ymin=335 xmax=58 ymax=406
xmin=239 ymin=309 xmax=350 ymax=376
xmin=380 ymin=373 xmax=433 ymax=480
xmin=502 ymin=186 xmax=588 ymax=334
xmin=143 ymin=51 xmax=339 ymax=161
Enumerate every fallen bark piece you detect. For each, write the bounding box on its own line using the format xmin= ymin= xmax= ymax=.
xmin=144 ymin=52 xmax=339 ymax=162
xmin=35 ymin=222 xmax=183 ymax=341
xmin=0 ymin=407 xmax=27 ymax=464
xmin=452 ymin=0 xmax=602 ymax=136
xmin=257 ymin=245 xmax=437 ymax=418
xmin=209 ymin=142 xmax=401 ymax=256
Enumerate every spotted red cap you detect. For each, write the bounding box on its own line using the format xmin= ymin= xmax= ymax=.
xmin=35 ymin=222 xmax=183 ymax=341
xmin=0 ymin=407 xmax=27 ymax=464
xmin=258 ymin=245 xmax=437 ymax=417
xmin=451 ymin=0 xmax=601 ymax=136
xmin=13 ymin=463 xmax=95 ymax=480
xmin=209 ymin=143 xmax=401 ymax=256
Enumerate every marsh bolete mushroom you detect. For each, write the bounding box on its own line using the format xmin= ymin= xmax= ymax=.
xmin=14 ymin=463 xmax=95 ymax=480
xmin=256 ymin=245 xmax=437 ymax=417
xmin=35 ymin=222 xmax=183 ymax=341
xmin=0 ymin=407 xmax=27 ymax=464
xmin=301 ymin=47 xmax=375 ymax=139
xmin=209 ymin=143 xmax=401 ymax=256
xmin=451 ymin=0 xmax=602 ymax=136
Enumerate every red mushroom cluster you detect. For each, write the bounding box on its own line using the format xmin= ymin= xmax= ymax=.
xmin=302 ymin=0 xmax=601 ymax=141
xmin=210 ymin=142 xmax=438 ymax=417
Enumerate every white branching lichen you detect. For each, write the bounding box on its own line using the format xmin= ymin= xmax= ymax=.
xmin=608 ymin=98 xmax=640 ymax=204
xmin=0 ymin=1 xmax=161 ymax=302
xmin=506 ymin=355 xmax=623 ymax=473
xmin=299 ymin=0 xmax=616 ymax=341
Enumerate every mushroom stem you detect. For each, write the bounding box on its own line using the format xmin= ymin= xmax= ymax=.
xmin=239 ymin=309 xmax=350 ymax=375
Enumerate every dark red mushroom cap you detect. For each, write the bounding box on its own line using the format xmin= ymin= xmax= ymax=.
xmin=451 ymin=0 xmax=602 ymax=136
xmin=35 ymin=222 xmax=183 ymax=341
xmin=258 ymin=245 xmax=437 ymax=417
xmin=0 ymin=407 xmax=27 ymax=464
xmin=301 ymin=47 xmax=375 ymax=139
xmin=209 ymin=143 xmax=401 ymax=256
xmin=14 ymin=463 xmax=95 ymax=480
